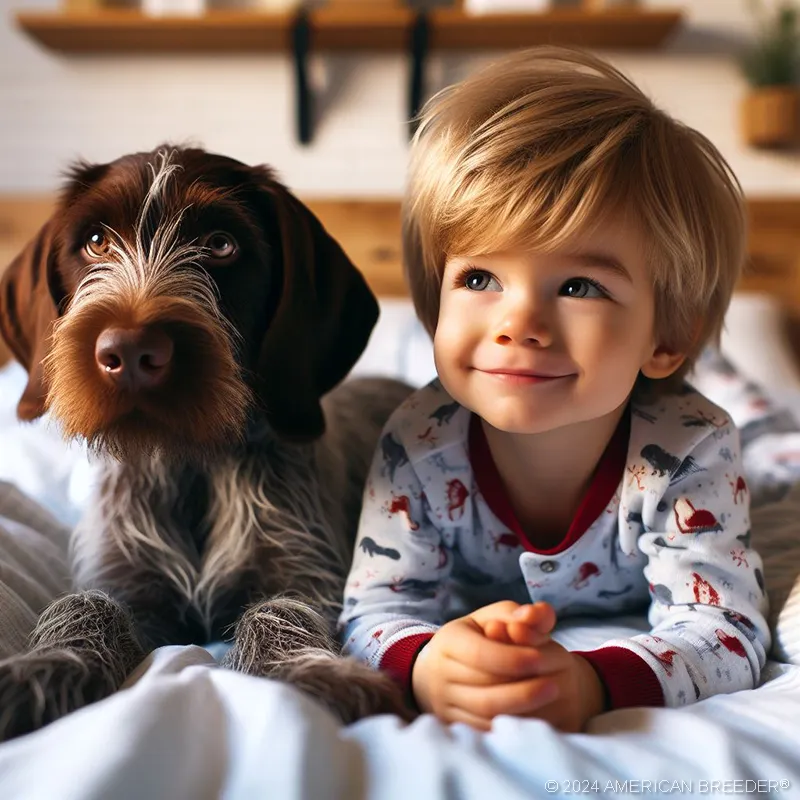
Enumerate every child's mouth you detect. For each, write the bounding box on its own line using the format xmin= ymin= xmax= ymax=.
xmin=478 ymin=368 xmax=573 ymax=385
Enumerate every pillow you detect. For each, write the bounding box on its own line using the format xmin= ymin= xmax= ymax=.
xmin=0 ymin=361 xmax=97 ymax=527
xmin=692 ymin=348 xmax=800 ymax=665
xmin=744 ymin=440 xmax=800 ymax=665
xmin=0 ymin=481 xmax=70 ymax=658
xmin=352 ymin=298 xmax=436 ymax=388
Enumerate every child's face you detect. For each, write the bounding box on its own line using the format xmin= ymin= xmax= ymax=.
xmin=433 ymin=213 xmax=684 ymax=434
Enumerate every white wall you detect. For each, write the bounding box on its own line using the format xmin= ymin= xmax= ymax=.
xmin=1 ymin=0 xmax=798 ymax=196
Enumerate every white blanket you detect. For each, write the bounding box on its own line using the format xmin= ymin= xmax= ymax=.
xmin=0 ymin=629 xmax=799 ymax=800
xmin=1 ymin=298 xmax=800 ymax=799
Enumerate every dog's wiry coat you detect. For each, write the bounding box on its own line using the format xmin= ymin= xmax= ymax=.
xmin=0 ymin=146 xmax=413 ymax=739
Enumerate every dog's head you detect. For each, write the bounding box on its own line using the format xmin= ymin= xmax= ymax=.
xmin=0 ymin=146 xmax=378 ymax=459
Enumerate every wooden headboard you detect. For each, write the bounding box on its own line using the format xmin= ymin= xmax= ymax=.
xmin=2 ymin=195 xmax=799 ymax=364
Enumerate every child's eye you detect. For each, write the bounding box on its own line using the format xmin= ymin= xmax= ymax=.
xmin=560 ymin=278 xmax=607 ymax=299
xmin=460 ymin=269 xmax=501 ymax=292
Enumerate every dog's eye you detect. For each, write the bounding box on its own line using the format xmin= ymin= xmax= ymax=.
xmin=85 ymin=229 xmax=111 ymax=259
xmin=202 ymin=231 xmax=238 ymax=262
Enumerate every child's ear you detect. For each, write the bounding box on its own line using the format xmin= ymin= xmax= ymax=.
xmin=641 ymin=346 xmax=687 ymax=380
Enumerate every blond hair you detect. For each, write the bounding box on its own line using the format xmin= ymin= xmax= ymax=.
xmin=403 ymin=47 xmax=746 ymax=386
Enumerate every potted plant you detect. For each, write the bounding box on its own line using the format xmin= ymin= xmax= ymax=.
xmin=740 ymin=1 xmax=800 ymax=149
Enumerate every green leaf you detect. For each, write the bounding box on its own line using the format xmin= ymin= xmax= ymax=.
xmin=740 ymin=1 xmax=800 ymax=87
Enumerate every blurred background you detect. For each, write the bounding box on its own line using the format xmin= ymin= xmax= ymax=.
xmin=0 ymin=0 xmax=799 ymax=386
xmin=2 ymin=0 xmax=799 ymax=194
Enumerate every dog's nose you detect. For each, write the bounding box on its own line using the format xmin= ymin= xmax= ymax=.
xmin=95 ymin=327 xmax=174 ymax=391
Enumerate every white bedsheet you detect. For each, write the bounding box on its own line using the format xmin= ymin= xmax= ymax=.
xmin=0 ymin=628 xmax=798 ymax=800
xmin=1 ymin=299 xmax=800 ymax=799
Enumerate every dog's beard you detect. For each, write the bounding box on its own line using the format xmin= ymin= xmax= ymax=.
xmin=43 ymin=296 xmax=253 ymax=462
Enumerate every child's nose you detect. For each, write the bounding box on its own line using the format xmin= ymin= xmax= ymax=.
xmin=493 ymin=305 xmax=552 ymax=347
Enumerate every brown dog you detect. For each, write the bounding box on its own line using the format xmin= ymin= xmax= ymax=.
xmin=0 ymin=146 xmax=411 ymax=739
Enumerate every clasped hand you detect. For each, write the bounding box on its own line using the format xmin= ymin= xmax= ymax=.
xmin=411 ymin=601 xmax=605 ymax=732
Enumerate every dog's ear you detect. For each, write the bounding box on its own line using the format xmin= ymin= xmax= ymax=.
xmin=252 ymin=177 xmax=379 ymax=441
xmin=0 ymin=221 xmax=59 ymax=421
xmin=0 ymin=160 xmax=111 ymax=422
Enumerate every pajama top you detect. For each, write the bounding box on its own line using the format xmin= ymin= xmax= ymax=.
xmin=338 ymin=379 xmax=771 ymax=710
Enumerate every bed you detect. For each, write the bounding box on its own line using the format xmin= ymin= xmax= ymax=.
xmin=1 ymin=295 xmax=799 ymax=799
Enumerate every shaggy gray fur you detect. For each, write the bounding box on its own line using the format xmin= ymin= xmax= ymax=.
xmin=0 ymin=378 xmax=413 ymax=739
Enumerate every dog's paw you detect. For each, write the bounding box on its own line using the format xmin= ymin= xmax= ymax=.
xmin=33 ymin=590 xmax=147 ymax=664
xmin=223 ymin=596 xmax=413 ymax=724
xmin=273 ymin=654 xmax=415 ymax=725
xmin=223 ymin=595 xmax=337 ymax=675
xmin=0 ymin=648 xmax=106 ymax=741
xmin=0 ymin=592 xmax=149 ymax=742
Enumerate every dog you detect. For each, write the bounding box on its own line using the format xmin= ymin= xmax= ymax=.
xmin=0 ymin=145 xmax=413 ymax=740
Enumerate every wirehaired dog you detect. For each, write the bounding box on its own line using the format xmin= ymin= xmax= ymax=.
xmin=0 ymin=146 xmax=412 ymax=740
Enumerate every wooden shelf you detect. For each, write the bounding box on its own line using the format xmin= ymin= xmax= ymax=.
xmin=14 ymin=6 xmax=685 ymax=144
xmin=16 ymin=8 xmax=684 ymax=54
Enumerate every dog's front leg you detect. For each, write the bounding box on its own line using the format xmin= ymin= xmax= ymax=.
xmin=208 ymin=443 xmax=411 ymax=724
xmin=216 ymin=493 xmax=410 ymax=722
xmin=222 ymin=596 xmax=411 ymax=724
xmin=73 ymin=460 xmax=210 ymax=647
xmin=0 ymin=590 xmax=147 ymax=741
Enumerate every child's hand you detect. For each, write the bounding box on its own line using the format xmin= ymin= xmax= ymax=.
xmin=519 ymin=642 xmax=606 ymax=732
xmin=479 ymin=602 xmax=606 ymax=731
xmin=479 ymin=601 xmax=556 ymax=647
xmin=411 ymin=601 xmax=560 ymax=730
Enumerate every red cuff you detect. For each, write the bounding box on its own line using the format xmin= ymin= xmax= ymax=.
xmin=379 ymin=633 xmax=435 ymax=695
xmin=575 ymin=646 xmax=665 ymax=710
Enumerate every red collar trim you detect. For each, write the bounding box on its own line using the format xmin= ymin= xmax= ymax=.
xmin=468 ymin=408 xmax=630 ymax=555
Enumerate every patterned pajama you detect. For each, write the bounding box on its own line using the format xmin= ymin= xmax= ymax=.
xmin=339 ymin=372 xmax=771 ymax=710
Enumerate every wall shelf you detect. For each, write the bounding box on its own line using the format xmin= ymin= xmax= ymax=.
xmin=14 ymin=6 xmax=684 ymax=145
xmin=16 ymin=7 xmax=684 ymax=55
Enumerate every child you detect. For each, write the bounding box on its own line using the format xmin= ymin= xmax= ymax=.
xmin=339 ymin=47 xmax=769 ymax=733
